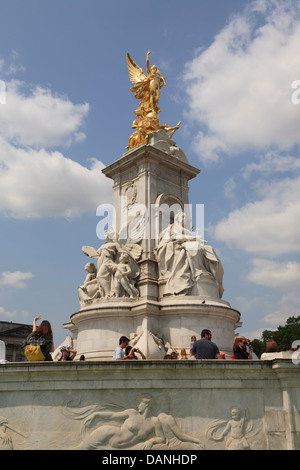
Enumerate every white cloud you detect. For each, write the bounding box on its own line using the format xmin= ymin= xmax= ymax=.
xmin=234 ymin=295 xmax=262 ymax=313
xmin=224 ymin=176 xmax=237 ymax=201
xmin=0 ymin=271 xmax=34 ymax=288
xmin=214 ymin=174 xmax=300 ymax=257
xmin=260 ymin=289 xmax=300 ymax=326
xmin=248 ymin=259 xmax=300 ymax=288
xmin=0 ymin=80 xmax=89 ymax=148
xmin=0 ymin=138 xmax=112 ymax=219
xmin=242 ymin=151 xmax=300 ymax=178
xmin=235 ymin=288 xmax=300 ymax=338
xmin=0 ymin=58 xmax=115 ymax=220
xmin=0 ymin=306 xmax=17 ymax=319
xmin=1 ymin=50 xmax=26 ymax=77
xmin=182 ymin=0 xmax=300 ymax=162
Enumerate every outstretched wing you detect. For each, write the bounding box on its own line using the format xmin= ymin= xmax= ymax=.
xmin=127 ymin=53 xmax=146 ymax=84
xmin=122 ymin=243 xmax=142 ymax=261
xmin=81 ymin=245 xmax=99 ymax=259
xmin=127 ymin=212 xmax=146 ymax=243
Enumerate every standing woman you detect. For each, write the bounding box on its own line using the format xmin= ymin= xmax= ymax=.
xmin=24 ymin=316 xmax=54 ymax=361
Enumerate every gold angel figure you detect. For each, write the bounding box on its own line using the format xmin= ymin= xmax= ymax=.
xmin=126 ymin=51 xmax=181 ymax=150
xmin=127 ymin=50 xmax=166 ymax=116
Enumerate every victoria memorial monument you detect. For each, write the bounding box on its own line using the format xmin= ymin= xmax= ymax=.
xmin=64 ymin=50 xmax=241 ymax=360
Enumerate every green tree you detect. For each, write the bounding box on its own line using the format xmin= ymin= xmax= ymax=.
xmin=252 ymin=315 xmax=300 ymax=358
xmin=251 ymin=338 xmax=265 ymax=358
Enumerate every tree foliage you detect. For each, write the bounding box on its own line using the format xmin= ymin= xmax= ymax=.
xmin=252 ymin=316 xmax=300 ymax=358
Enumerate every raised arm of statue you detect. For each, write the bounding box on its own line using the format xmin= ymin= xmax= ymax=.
xmin=146 ymin=50 xmax=151 ymax=74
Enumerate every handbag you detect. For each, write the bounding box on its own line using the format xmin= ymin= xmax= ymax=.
xmin=24 ymin=344 xmax=45 ymax=361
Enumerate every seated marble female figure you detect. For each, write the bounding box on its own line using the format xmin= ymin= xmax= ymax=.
xmin=156 ymin=211 xmax=224 ymax=298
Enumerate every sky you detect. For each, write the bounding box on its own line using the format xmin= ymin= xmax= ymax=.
xmin=0 ymin=0 xmax=300 ymax=348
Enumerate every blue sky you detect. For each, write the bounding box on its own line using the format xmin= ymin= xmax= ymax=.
xmin=0 ymin=0 xmax=300 ymax=347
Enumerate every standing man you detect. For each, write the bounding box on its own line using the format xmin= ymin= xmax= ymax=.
xmin=113 ymin=336 xmax=135 ymax=360
xmin=233 ymin=336 xmax=253 ymax=359
xmin=191 ymin=329 xmax=221 ymax=359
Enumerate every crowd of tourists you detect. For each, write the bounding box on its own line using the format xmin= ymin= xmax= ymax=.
xmin=22 ymin=316 xmax=294 ymax=363
xmin=112 ymin=330 xmax=254 ymax=361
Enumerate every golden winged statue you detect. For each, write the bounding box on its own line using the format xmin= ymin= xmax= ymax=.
xmin=126 ymin=51 xmax=181 ymax=150
xmin=127 ymin=50 xmax=166 ymax=116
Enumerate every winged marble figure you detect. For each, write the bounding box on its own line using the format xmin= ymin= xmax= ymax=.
xmin=80 ymin=227 xmax=142 ymax=300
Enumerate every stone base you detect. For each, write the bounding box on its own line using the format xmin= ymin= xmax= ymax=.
xmin=65 ymin=298 xmax=241 ymax=360
xmin=0 ymin=359 xmax=299 ymax=450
